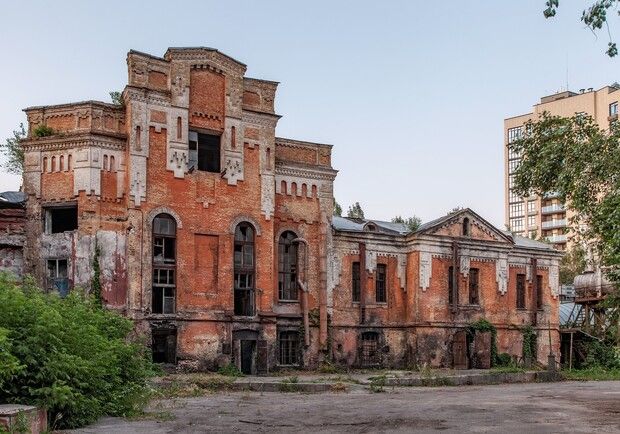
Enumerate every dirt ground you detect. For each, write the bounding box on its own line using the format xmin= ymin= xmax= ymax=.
xmin=72 ymin=381 xmax=620 ymax=433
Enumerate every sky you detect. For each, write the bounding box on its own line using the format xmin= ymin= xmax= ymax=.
xmin=0 ymin=1 xmax=617 ymax=227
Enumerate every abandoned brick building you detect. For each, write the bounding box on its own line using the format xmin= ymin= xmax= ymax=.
xmin=1 ymin=46 xmax=562 ymax=373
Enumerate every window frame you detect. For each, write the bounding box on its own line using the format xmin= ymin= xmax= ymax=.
xmin=375 ymin=263 xmax=387 ymax=303
xmin=47 ymin=258 xmax=70 ymax=296
xmin=536 ymin=274 xmax=543 ymax=310
xmin=188 ymin=129 xmax=222 ymax=173
xmin=448 ymin=265 xmax=454 ymax=305
xmin=352 ymin=261 xmax=361 ymax=303
xmin=234 ymin=222 xmax=256 ymax=316
xmin=468 ymin=268 xmax=479 ymax=305
xmin=278 ymin=231 xmax=298 ymax=301
xmin=278 ymin=330 xmax=300 ymax=366
xmin=152 ymin=214 xmax=177 ymax=315
xmin=516 ymin=273 xmax=526 ymax=310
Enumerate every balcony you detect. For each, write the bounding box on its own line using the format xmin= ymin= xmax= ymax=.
xmin=541 ymin=204 xmax=565 ymax=214
xmin=546 ymin=234 xmax=567 ymax=243
xmin=541 ymin=219 xmax=567 ymax=229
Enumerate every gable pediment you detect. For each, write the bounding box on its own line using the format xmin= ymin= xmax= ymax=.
xmin=417 ymin=209 xmax=513 ymax=244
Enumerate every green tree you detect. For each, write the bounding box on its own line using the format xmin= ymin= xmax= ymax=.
xmin=510 ymin=112 xmax=620 ymax=287
xmin=392 ymin=215 xmax=422 ymax=232
xmin=346 ymin=202 xmax=365 ymax=219
xmin=333 ymin=199 xmax=342 ymax=217
xmin=560 ymin=246 xmax=588 ymax=285
xmin=543 ymin=0 xmax=618 ymax=57
xmin=109 ymin=91 xmax=124 ymax=106
xmin=1 ymin=123 xmax=26 ymax=175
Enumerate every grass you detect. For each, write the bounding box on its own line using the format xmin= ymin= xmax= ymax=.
xmin=491 ymin=365 xmax=528 ymax=374
xmin=562 ymin=367 xmax=620 ymax=381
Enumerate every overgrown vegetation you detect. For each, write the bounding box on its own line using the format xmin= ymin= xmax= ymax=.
xmin=91 ymin=242 xmax=102 ymax=306
xmin=333 ymin=199 xmax=342 ymax=217
xmin=1 ymin=123 xmax=26 ymax=175
xmin=346 ymin=202 xmax=365 ymax=219
xmin=522 ymin=325 xmax=538 ymax=364
xmin=391 ymin=215 xmax=422 ymax=232
xmin=563 ymin=366 xmax=620 ymax=381
xmin=217 ymin=363 xmax=244 ymax=377
xmin=109 ymin=91 xmax=124 ymax=107
xmin=0 ymin=273 xmax=155 ymax=429
xmin=560 ymin=246 xmax=587 ymax=285
xmin=32 ymin=124 xmax=55 ymax=137
xmin=468 ymin=318 xmax=498 ymax=366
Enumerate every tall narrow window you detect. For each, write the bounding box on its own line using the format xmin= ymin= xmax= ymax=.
xmin=135 ymin=126 xmax=141 ymax=150
xmin=103 ymin=155 xmax=109 ymax=171
xmin=448 ymin=266 xmax=454 ymax=305
xmin=152 ymin=214 xmax=176 ymax=314
xmin=468 ymin=268 xmax=479 ymax=305
xmin=279 ymin=330 xmax=300 ymax=365
xmin=462 ymin=217 xmax=470 ymax=236
xmin=177 ymin=117 xmax=182 ymax=140
xmin=47 ymin=258 xmax=69 ymax=297
xmin=51 ymin=156 xmax=56 ymax=172
xmin=536 ymin=274 xmax=543 ymax=310
xmin=59 ymin=155 xmax=64 ymax=171
xmin=360 ymin=332 xmax=380 ymax=367
xmin=352 ymin=262 xmax=361 ymax=302
xmin=516 ymin=273 xmax=526 ymax=309
xmin=230 ymin=126 xmax=236 ymax=148
xmin=278 ymin=231 xmax=298 ymax=301
xmin=234 ymin=223 xmax=255 ymax=316
xmin=109 ymin=156 xmax=115 ymax=172
xmin=375 ymin=264 xmax=387 ymax=303
xmin=67 ymin=154 xmax=72 ymax=170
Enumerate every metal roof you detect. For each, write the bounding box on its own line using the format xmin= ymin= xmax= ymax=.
xmin=0 ymin=191 xmax=26 ymax=206
xmin=332 ymin=216 xmax=409 ymax=235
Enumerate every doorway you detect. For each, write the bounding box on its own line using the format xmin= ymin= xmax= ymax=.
xmin=240 ymin=340 xmax=256 ymax=375
xmin=152 ymin=327 xmax=177 ymax=364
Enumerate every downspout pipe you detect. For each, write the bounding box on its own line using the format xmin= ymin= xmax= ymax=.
xmin=293 ymin=237 xmax=310 ymax=347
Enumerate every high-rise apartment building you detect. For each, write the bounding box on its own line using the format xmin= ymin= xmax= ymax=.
xmin=504 ymin=84 xmax=619 ymax=251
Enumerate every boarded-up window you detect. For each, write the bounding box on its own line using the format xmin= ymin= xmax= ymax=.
xmin=469 ymin=268 xmax=479 ymax=305
xmin=516 ymin=273 xmax=526 ymax=309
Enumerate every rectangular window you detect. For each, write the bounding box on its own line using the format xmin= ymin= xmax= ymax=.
xmin=610 ymin=101 xmax=618 ymax=116
xmin=508 ymin=159 xmax=520 ymax=174
xmin=448 ymin=266 xmax=454 ymax=305
xmin=468 ymin=268 xmax=479 ymax=305
xmin=510 ymin=217 xmax=524 ymax=232
xmin=188 ymin=130 xmax=221 ymax=173
xmin=44 ymin=205 xmax=78 ymax=234
xmin=47 ymin=258 xmax=70 ymax=296
xmin=536 ymin=274 xmax=543 ymax=310
xmin=375 ymin=264 xmax=387 ymax=303
xmin=527 ymin=200 xmax=536 ymax=213
xmin=528 ymin=215 xmax=536 ymax=227
xmin=509 ymin=190 xmax=521 ymax=204
xmin=352 ymin=261 xmax=361 ymax=302
xmin=507 ymin=126 xmax=522 ymax=143
xmin=279 ymin=331 xmax=300 ymax=365
xmin=509 ymin=203 xmax=524 ymax=218
xmin=516 ymin=273 xmax=526 ymax=309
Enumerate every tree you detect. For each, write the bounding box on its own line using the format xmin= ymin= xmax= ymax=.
xmin=510 ymin=112 xmax=620 ymax=287
xmin=109 ymin=91 xmax=124 ymax=106
xmin=1 ymin=123 xmax=26 ymax=175
xmin=543 ymin=0 xmax=618 ymax=57
xmin=333 ymin=199 xmax=342 ymax=217
xmin=560 ymin=245 xmax=587 ymax=285
xmin=347 ymin=202 xmax=365 ymax=219
xmin=392 ymin=215 xmax=422 ymax=232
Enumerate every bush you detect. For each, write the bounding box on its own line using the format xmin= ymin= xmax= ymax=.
xmin=496 ymin=352 xmax=513 ymax=367
xmin=584 ymin=340 xmax=620 ymax=370
xmin=0 ymin=274 xmax=155 ymax=429
xmin=216 ymin=363 xmax=244 ymax=377
xmin=32 ymin=124 xmax=55 ymax=137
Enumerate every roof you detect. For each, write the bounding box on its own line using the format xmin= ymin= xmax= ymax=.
xmin=507 ymin=233 xmax=556 ymax=251
xmin=332 ymin=216 xmax=409 ymax=235
xmin=0 ymin=191 xmax=26 ymax=207
xmin=559 ymin=302 xmax=577 ymax=326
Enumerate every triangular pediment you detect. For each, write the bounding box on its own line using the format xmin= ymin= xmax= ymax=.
xmin=416 ymin=208 xmax=513 ymax=243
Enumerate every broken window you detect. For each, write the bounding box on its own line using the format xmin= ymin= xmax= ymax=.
xmin=47 ymin=258 xmax=70 ymax=297
xmin=448 ymin=265 xmax=454 ymax=305
xmin=468 ymin=268 xmax=479 ymax=305
xmin=352 ymin=261 xmax=361 ymax=302
xmin=152 ymin=214 xmax=176 ymax=314
xmin=152 ymin=328 xmax=176 ymax=364
xmin=278 ymin=330 xmax=300 ymax=365
xmin=278 ymin=231 xmax=298 ymax=301
xmin=234 ymin=222 xmax=255 ymax=316
xmin=359 ymin=332 xmax=380 ymax=367
xmin=516 ymin=273 xmax=526 ymax=309
xmin=188 ymin=130 xmax=221 ymax=173
xmin=536 ymin=274 xmax=543 ymax=310
xmin=44 ymin=205 xmax=78 ymax=234
xmin=375 ymin=264 xmax=387 ymax=303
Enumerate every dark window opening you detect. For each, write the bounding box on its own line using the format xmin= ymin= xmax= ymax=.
xmin=468 ymin=268 xmax=479 ymax=305
xmin=536 ymin=274 xmax=543 ymax=310
xmin=234 ymin=223 xmax=255 ymax=316
xmin=279 ymin=331 xmax=300 ymax=365
xmin=516 ymin=273 xmax=526 ymax=309
xmin=45 ymin=206 xmax=78 ymax=234
xmin=47 ymin=258 xmax=70 ymax=297
xmin=152 ymin=214 xmax=176 ymax=314
xmin=188 ymin=130 xmax=221 ymax=173
xmin=352 ymin=261 xmax=361 ymax=302
xmin=448 ymin=266 xmax=454 ymax=305
xmin=360 ymin=332 xmax=380 ymax=367
xmin=278 ymin=231 xmax=298 ymax=301
xmin=152 ymin=328 xmax=176 ymax=364
xmin=462 ymin=217 xmax=470 ymax=236
xmin=375 ymin=264 xmax=387 ymax=303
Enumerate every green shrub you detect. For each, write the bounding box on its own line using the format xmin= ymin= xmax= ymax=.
xmin=496 ymin=352 xmax=513 ymax=367
xmin=32 ymin=125 xmax=55 ymax=137
xmin=0 ymin=273 xmax=155 ymax=429
xmin=584 ymin=340 xmax=620 ymax=370
xmin=522 ymin=325 xmax=537 ymax=362
xmin=216 ymin=363 xmax=244 ymax=377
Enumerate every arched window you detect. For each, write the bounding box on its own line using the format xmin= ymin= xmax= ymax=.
xmin=59 ymin=155 xmax=64 ymax=171
xmin=67 ymin=154 xmax=72 ymax=170
xmin=462 ymin=217 xmax=470 ymax=237
xmin=103 ymin=155 xmax=109 ymax=171
xmin=51 ymin=156 xmax=56 ymax=172
xmin=278 ymin=231 xmax=298 ymax=301
xmin=234 ymin=222 xmax=255 ymax=316
xmin=152 ymin=214 xmax=176 ymax=314
xmin=109 ymin=156 xmax=115 ymax=172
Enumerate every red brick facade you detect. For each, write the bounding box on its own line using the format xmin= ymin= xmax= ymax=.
xmin=9 ymin=47 xmax=561 ymax=372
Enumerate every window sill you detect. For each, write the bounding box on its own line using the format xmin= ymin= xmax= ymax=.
xmin=278 ymin=299 xmax=300 ymax=304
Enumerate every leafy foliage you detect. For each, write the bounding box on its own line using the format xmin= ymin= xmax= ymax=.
xmin=544 ymin=0 xmax=618 ymax=57
xmin=560 ymin=246 xmax=587 ymax=285
xmin=0 ymin=274 xmax=155 ymax=429
xmin=33 ymin=124 xmax=55 ymax=137
xmin=1 ymin=123 xmax=26 ymax=175
xmin=522 ymin=325 xmax=538 ymax=362
xmin=346 ymin=202 xmax=365 ymax=219
xmin=333 ymin=199 xmax=342 ymax=217
xmin=109 ymin=91 xmax=124 ymax=107
xmin=391 ymin=215 xmax=422 ymax=232
xmin=91 ymin=243 xmax=102 ymax=306
xmin=510 ymin=112 xmax=620 ymax=289
xmin=584 ymin=339 xmax=620 ymax=369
